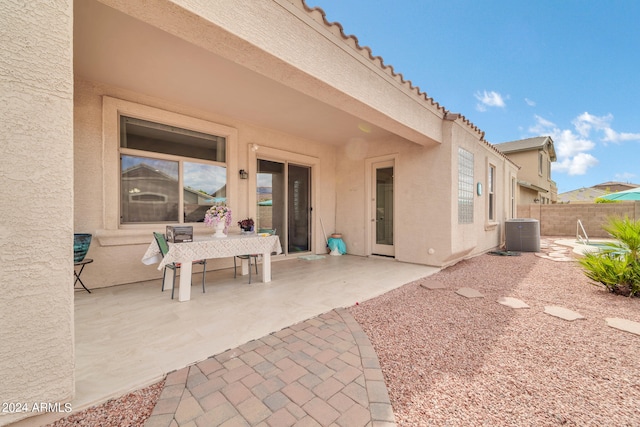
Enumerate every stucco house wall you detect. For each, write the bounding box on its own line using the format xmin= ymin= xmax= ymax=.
xmin=0 ymin=1 xmax=75 ymax=426
xmin=494 ymin=137 xmax=555 ymax=205
xmin=75 ymin=79 xmax=338 ymax=288
xmin=334 ymin=115 xmax=517 ymax=268
xmin=447 ymin=119 xmax=519 ymax=263
xmin=3 ymin=1 xmax=520 ymax=424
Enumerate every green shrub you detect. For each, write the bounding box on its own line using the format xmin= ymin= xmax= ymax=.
xmin=595 ymin=197 xmax=618 ymax=203
xmin=578 ymin=216 xmax=640 ymax=297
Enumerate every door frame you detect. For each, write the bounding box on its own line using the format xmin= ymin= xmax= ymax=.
xmin=365 ymin=155 xmax=398 ymax=257
xmin=248 ymin=145 xmax=319 ymax=256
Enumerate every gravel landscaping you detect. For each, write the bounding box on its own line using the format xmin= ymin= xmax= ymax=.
xmin=349 ymin=250 xmax=640 ymax=426
xmin=46 ymin=242 xmax=640 ymax=426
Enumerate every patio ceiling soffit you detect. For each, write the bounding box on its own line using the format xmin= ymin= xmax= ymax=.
xmin=80 ymin=0 xmax=436 ymax=146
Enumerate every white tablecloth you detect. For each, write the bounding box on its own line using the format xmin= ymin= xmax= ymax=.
xmin=142 ymin=234 xmax=282 ymax=301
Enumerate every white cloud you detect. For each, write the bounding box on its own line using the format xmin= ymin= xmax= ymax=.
xmin=553 ymin=129 xmax=595 ymax=158
xmin=529 ymin=115 xmax=597 ymax=176
xmin=528 ymin=114 xmax=556 ymax=134
xmin=523 ymin=112 xmax=640 ymax=179
xmin=552 ymin=153 xmax=598 ymax=176
xmin=572 ymin=112 xmax=613 ymax=137
xmin=572 ymin=112 xmax=640 ymax=143
xmin=524 ymin=98 xmax=536 ymax=107
xmin=602 ymin=128 xmax=640 ymax=143
xmin=475 ymin=90 xmax=507 ymax=111
xmin=614 ymin=172 xmax=637 ymax=182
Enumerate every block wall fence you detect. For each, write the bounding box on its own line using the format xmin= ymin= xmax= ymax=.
xmin=517 ymin=201 xmax=640 ymax=238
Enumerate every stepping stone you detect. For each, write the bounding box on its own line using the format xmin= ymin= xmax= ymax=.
xmin=420 ymin=281 xmax=446 ymax=290
xmin=544 ymin=306 xmax=584 ymax=321
xmin=605 ymin=318 xmax=640 ymax=336
xmin=548 ymin=251 xmax=568 ymax=258
xmin=456 ymin=287 xmax=484 ymax=298
xmin=497 ymin=297 xmax=530 ymax=309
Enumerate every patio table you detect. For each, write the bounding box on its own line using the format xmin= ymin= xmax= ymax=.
xmin=142 ymin=233 xmax=282 ymax=302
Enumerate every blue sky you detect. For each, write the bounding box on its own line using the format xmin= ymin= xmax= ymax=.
xmin=306 ymin=0 xmax=640 ymax=193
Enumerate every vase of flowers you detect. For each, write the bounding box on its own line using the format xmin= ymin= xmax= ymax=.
xmin=238 ymin=218 xmax=255 ymax=233
xmin=204 ymin=203 xmax=232 ymax=238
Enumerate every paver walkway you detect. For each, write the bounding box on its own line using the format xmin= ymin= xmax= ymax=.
xmin=145 ymin=237 xmax=639 ymax=427
xmin=145 ymin=308 xmax=395 ymax=427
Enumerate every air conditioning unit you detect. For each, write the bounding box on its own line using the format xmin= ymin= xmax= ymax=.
xmin=505 ymin=219 xmax=540 ymax=252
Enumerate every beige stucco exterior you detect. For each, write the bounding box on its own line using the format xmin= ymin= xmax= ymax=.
xmin=1 ymin=1 xmax=519 ymax=424
xmin=0 ymin=1 xmax=75 ymax=425
xmin=494 ymin=136 xmax=556 ymax=205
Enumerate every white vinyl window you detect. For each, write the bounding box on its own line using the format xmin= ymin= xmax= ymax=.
xmin=538 ymin=152 xmax=543 ymax=175
xmin=488 ymin=164 xmax=496 ymax=221
xmin=119 ymin=116 xmax=227 ymax=224
xmin=511 ymin=177 xmax=516 ymax=218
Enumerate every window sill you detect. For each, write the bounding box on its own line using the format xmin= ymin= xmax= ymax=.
xmin=95 ymin=225 xmax=210 ymax=247
xmin=484 ymin=222 xmax=499 ymax=231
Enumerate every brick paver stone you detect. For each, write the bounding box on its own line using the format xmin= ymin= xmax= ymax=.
xmin=303 ymin=397 xmax=340 ymax=426
xmin=266 ymin=408 xmax=297 ymax=427
xmin=145 ymin=309 xmax=397 ymax=427
xmin=263 ymin=391 xmax=291 ymax=412
xmin=221 ymin=381 xmax=252 ymax=406
xmin=336 ymin=402 xmax=372 ymax=427
xmin=197 ymin=357 xmax=224 ymax=376
xmin=197 ymin=390 xmax=227 ymax=412
xmin=173 ymin=393 xmax=204 ymax=425
xmin=327 ymin=392 xmax=356 ymax=413
xmin=236 ymin=396 xmax=271 ymax=424
xmin=282 ymin=381 xmax=314 ymax=406
xmin=312 ymin=377 xmax=344 ymax=400
xmin=194 ymin=401 xmax=236 ymax=426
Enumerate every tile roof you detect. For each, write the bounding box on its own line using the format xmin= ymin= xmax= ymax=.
xmin=493 ymin=136 xmax=556 ymax=161
xmin=557 ymin=187 xmax=608 ymax=203
xmin=298 ymin=1 xmax=486 ymax=139
xmin=296 ymin=1 xmax=517 ymax=165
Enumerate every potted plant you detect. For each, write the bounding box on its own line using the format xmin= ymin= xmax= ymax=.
xmin=204 ymin=203 xmax=232 ymax=238
xmin=238 ymin=218 xmax=255 ymax=233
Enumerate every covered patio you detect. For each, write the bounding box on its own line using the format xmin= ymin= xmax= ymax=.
xmin=73 ymin=255 xmax=438 ymax=411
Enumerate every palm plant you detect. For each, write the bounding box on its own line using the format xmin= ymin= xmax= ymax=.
xmin=578 ymin=216 xmax=640 ymax=297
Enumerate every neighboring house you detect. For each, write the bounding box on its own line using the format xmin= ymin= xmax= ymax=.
xmin=592 ymin=181 xmax=640 ymax=193
xmin=557 ymin=187 xmax=608 ymax=203
xmin=493 ymin=136 xmax=557 ymax=204
xmin=121 ymin=163 xmax=224 ymax=222
xmin=557 ymin=182 xmax=640 ymax=203
xmin=1 ymin=0 xmax=519 ymax=424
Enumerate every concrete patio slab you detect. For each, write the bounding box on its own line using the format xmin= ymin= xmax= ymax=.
xmin=544 ymin=306 xmax=585 ymax=321
xmin=497 ymin=297 xmax=530 ymax=309
xmin=456 ymin=287 xmax=484 ymax=298
xmin=605 ymin=318 xmax=640 ymax=336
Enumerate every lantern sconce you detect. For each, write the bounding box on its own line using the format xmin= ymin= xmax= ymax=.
xmin=239 ymin=169 xmax=248 ymax=180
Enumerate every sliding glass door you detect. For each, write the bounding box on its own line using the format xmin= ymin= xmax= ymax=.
xmin=257 ymin=159 xmax=311 ymax=254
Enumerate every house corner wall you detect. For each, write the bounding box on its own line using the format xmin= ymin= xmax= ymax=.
xmin=0 ymin=1 xmax=75 ymax=425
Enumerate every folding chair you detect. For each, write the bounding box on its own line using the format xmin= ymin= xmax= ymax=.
xmin=153 ymin=232 xmax=207 ymax=299
xmin=234 ymin=229 xmax=276 ymax=284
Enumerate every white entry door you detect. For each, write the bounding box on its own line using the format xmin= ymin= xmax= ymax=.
xmin=371 ymin=160 xmax=395 ymax=257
